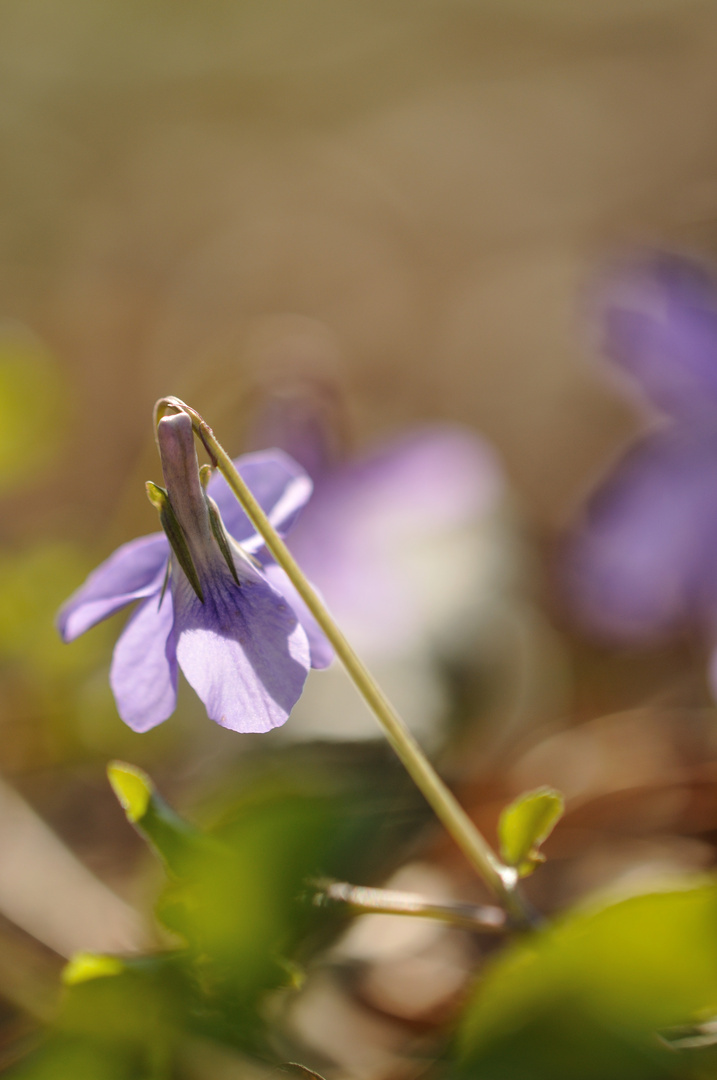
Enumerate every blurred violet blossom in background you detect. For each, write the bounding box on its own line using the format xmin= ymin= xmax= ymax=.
xmin=564 ymin=252 xmax=717 ymax=676
xmin=289 ymin=427 xmax=505 ymax=658
xmin=58 ymin=411 xmax=331 ymax=734
xmin=246 ymin=381 xmax=515 ymax=743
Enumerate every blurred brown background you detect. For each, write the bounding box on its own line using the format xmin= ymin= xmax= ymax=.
xmin=5 ymin=0 xmax=717 ymax=547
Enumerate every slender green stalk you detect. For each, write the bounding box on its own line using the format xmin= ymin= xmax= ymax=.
xmin=155 ymin=397 xmax=533 ymax=925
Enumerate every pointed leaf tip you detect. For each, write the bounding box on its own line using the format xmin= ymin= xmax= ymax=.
xmin=108 ymin=760 xmax=204 ymax=876
xmin=107 ymin=761 xmax=152 ymax=823
xmin=498 ymin=786 xmax=564 ymax=877
xmin=62 ymin=952 xmax=125 ymax=986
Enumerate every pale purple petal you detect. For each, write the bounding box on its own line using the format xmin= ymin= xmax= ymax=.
xmin=262 ymin=563 xmax=333 ymax=669
xmin=172 ymin=566 xmax=311 ymax=733
xmin=598 ymin=253 xmax=717 ymax=419
xmin=110 ymin=589 xmax=178 ymax=732
xmin=57 ymin=533 xmax=169 ymax=642
xmin=206 ymin=450 xmax=313 ymax=553
xmin=563 ymin=426 xmax=717 ymax=642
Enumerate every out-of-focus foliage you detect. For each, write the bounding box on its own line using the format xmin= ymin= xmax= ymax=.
xmin=452 ymin=882 xmax=717 ymax=1080
xmin=150 ymin=756 xmax=427 ymax=1053
xmin=10 ymin=754 xmax=428 ymax=1075
xmin=0 ymin=332 xmax=111 ymax=756
xmin=0 ymin=544 xmax=109 ymax=681
xmin=12 ymin=954 xmax=179 ymax=1080
xmin=0 ymin=331 xmax=67 ymax=494
xmin=0 ymin=542 xmax=116 ymax=758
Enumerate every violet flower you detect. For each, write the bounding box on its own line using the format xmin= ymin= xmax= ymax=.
xmin=564 ymin=252 xmax=717 ymax=649
xmin=58 ymin=412 xmax=331 ymax=733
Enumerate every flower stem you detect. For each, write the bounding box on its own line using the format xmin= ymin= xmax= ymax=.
xmin=155 ymin=398 xmax=535 ymax=926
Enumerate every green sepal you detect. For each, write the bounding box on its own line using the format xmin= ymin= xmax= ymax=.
xmin=108 ymin=761 xmax=205 ymax=877
xmin=157 ymin=557 xmax=170 ymax=609
xmin=206 ymin=494 xmax=240 ymax=587
xmin=498 ymin=786 xmax=564 ymax=877
xmin=145 ymin=481 xmax=204 ymax=603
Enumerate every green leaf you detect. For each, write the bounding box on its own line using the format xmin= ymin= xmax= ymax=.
xmin=105 ymin=752 xmax=428 ymax=1056
xmin=155 ymin=791 xmax=340 ymax=1040
xmin=59 ymin=957 xmax=176 ymax=1045
xmin=107 ymin=761 xmax=205 ymax=876
xmin=454 ymin=881 xmax=717 ymax=1080
xmin=6 ymin=1037 xmax=140 ymax=1080
xmin=498 ymin=786 xmax=564 ymax=876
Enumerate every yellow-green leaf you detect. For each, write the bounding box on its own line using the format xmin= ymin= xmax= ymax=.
xmin=456 ymin=881 xmax=717 ymax=1080
xmin=498 ymin=786 xmax=564 ymax=877
xmin=107 ymin=761 xmax=203 ymax=876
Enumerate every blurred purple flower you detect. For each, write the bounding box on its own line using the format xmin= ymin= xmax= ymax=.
xmin=288 ymin=425 xmax=504 ymax=657
xmin=58 ymin=412 xmax=331 ymax=733
xmin=564 ymin=252 xmax=717 ymax=648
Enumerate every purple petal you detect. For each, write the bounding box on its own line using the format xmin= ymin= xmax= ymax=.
xmin=563 ymin=426 xmax=717 ymax=642
xmin=262 ymin=563 xmax=333 ymax=669
xmin=206 ymin=450 xmax=313 ymax=553
xmin=286 ymin=426 xmax=503 ymax=651
xmin=110 ymin=589 xmax=178 ymax=732
xmin=172 ymin=564 xmax=311 ymax=733
xmin=57 ymin=533 xmax=169 ymax=642
xmin=597 ymin=253 xmax=717 ymax=418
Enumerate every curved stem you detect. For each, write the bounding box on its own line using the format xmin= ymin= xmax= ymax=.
xmin=155 ymin=397 xmax=535 ymax=927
